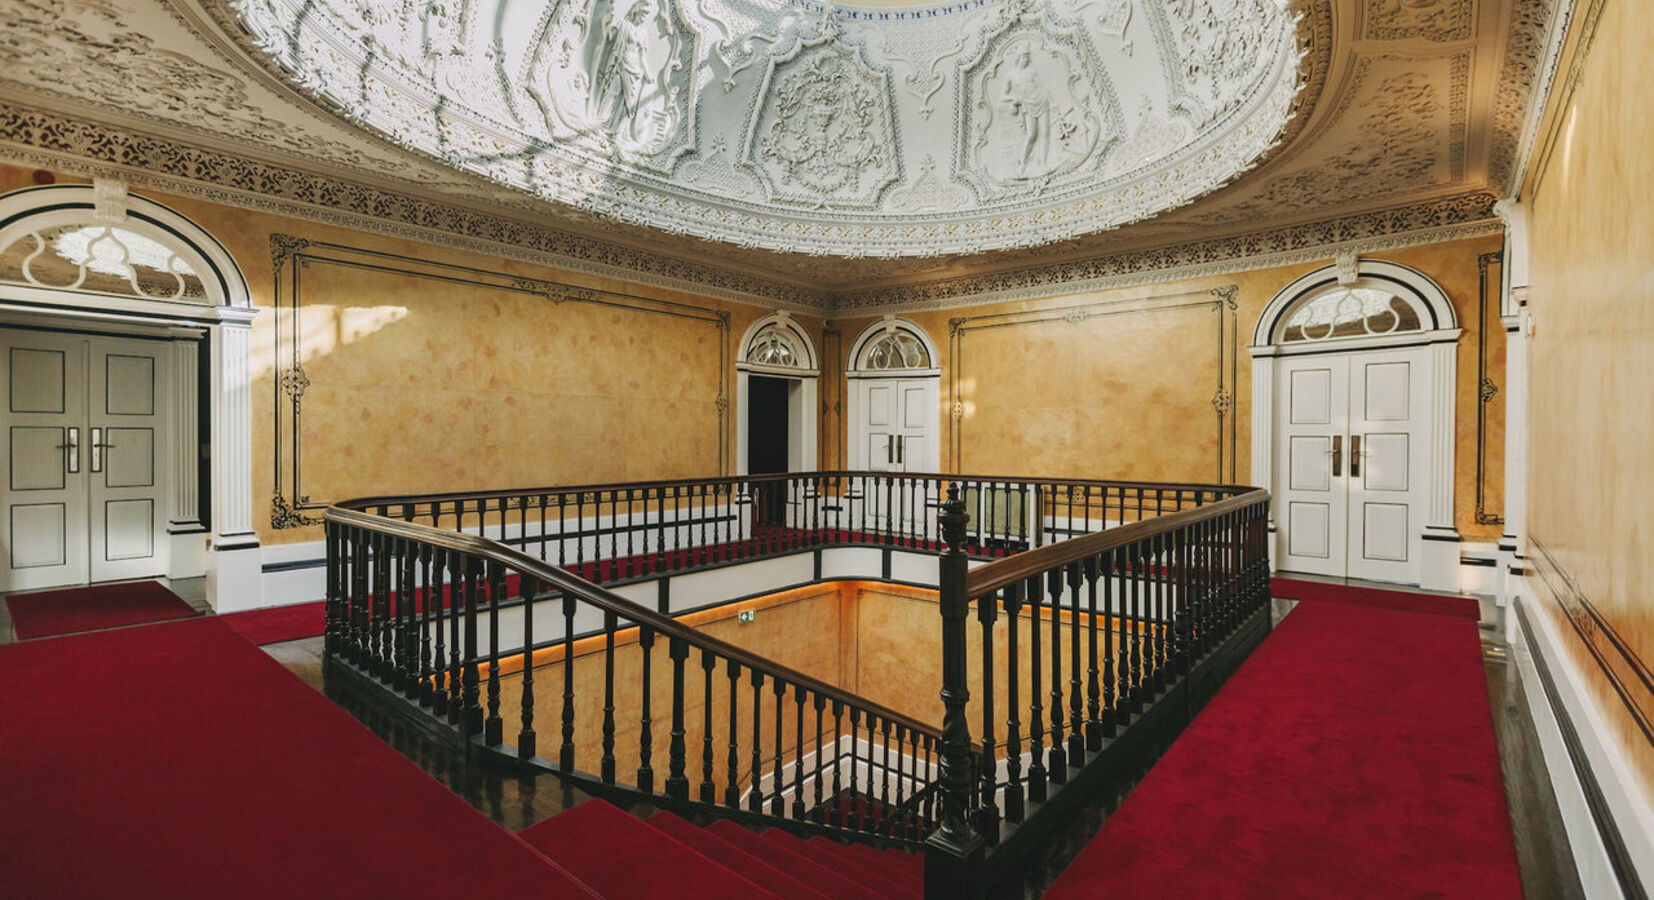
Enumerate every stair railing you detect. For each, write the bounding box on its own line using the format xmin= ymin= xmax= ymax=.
xmin=334 ymin=472 xmax=1244 ymax=588
xmin=324 ymin=504 xmax=948 ymax=845
xmin=923 ymin=483 xmax=1273 ymax=897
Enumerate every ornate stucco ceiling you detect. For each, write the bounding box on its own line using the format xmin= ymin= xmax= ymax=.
xmin=230 ymin=0 xmax=1302 ymax=258
xmin=0 ymin=0 xmax=1560 ymax=310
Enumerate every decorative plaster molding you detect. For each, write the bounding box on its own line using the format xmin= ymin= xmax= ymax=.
xmin=1490 ymin=0 xmax=1564 ymax=194
xmin=1362 ymin=0 xmax=1474 ymax=42
xmin=229 ymin=0 xmax=1304 ymax=257
xmin=836 ymin=191 xmax=1502 ymax=314
xmin=0 ymin=102 xmax=830 ymax=310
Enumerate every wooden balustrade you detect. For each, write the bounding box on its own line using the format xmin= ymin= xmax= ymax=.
xmin=323 ymin=470 xmax=1267 ymax=882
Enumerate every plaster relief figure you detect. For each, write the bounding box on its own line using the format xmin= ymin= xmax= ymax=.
xmin=532 ymin=0 xmax=692 ymax=162
xmin=973 ymin=36 xmax=1099 ymax=187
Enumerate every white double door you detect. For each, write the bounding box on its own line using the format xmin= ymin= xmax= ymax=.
xmin=858 ymin=377 xmax=936 ymax=473
xmin=2 ymin=330 xmax=171 ymax=591
xmin=1276 ymin=347 xmax=1429 ymax=584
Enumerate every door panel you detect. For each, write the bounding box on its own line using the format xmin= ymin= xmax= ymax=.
xmin=10 ymin=503 xmax=68 ymax=569
xmin=1275 ymin=358 xmax=1347 ymax=576
xmin=2 ymin=331 xmax=89 ymax=590
xmin=88 ymin=337 xmax=169 ymax=583
xmin=1361 ymin=503 xmax=1410 ymax=562
xmin=1346 ymin=349 xmax=1427 ymax=583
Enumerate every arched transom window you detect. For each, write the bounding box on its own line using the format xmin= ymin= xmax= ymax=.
xmin=859 ymin=330 xmax=931 ymax=370
xmin=746 ymin=323 xmax=804 ymax=368
xmin=1279 ymin=285 xmax=1423 ymax=344
xmin=0 ymin=223 xmax=209 ymax=302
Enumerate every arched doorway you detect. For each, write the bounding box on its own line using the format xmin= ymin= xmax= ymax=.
xmin=736 ymin=311 xmax=819 ymax=475
xmin=846 ymin=317 xmax=940 ymax=473
xmin=0 ymin=181 xmax=260 ymax=608
xmin=1250 ymin=259 xmax=1462 ymax=589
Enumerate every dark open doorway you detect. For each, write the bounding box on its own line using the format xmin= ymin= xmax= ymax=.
xmin=747 ymin=375 xmax=790 ymax=526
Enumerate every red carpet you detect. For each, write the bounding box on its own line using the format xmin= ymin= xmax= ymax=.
xmin=220 ymin=600 xmax=326 ymax=645
xmin=1045 ymin=596 xmax=1522 ymax=899
xmin=1270 ymin=575 xmax=1481 ymax=619
xmin=518 ymin=800 xmax=925 ymax=899
xmin=4 ymin=580 xmax=198 ymax=640
xmin=0 ymin=616 xmax=597 ymax=898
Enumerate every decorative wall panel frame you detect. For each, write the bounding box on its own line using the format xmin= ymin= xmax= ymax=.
xmin=267 ymin=235 xmax=730 ymax=528
xmin=1475 ymin=249 xmax=1504 ymax=527
xmin=946 ymin=286 xmax=1239 ymax=481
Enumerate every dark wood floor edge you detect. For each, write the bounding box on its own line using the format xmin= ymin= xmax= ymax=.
xmin=1513 ymin=596 xmax=1651 ymax=900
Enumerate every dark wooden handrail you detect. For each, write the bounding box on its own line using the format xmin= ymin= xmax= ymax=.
xmin=964 ymin=488 xmax=1268 ymax=598
xmin=332 ymin=470 xmax=1251 ymax=512
xmin=325 ymin=505 xmax=943 ymax=743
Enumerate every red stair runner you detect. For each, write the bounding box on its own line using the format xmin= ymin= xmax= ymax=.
xmin=517 ymin=801 xmax=926 ymax=900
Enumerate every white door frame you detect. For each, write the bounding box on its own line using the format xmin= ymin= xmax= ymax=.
xmin=735 ymin=312 xmax=818 ymax=475
xmin=845 ymin=318 xmax=941 ymax=473
xmin=1250 ymin=258 xmax=1463 ymax=591
xmin=0 ymin=182 xmax=261 ymax=610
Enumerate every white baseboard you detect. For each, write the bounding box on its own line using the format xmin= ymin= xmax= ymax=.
xmin=1511 ymin=576 xmax=1654 ymax=898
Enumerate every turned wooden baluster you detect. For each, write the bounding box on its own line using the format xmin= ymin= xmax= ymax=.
xmin=1066 ymin=561 xmax=1086 ymax=765
xmin=792 ymin=687 xmax=807 ymax=819
xmin=637 ymin=625 xmax=655 ymax=793
xmin=1003 ymin=580 xmax=1025 ymax=824
xmin=517 ymin=575 xmax=537 ymax=759
xmin=770 ymin=678 xmax=785 ymax=817
xmin=1083 ymin=556 xmax=1102 ymax=751
xmin=601 ymin=611 xmax=617 ymax=784
xmin=1027 ymin=573 xmax=1047 ymax=803
xmin=666 ymin=635 xmax=689 ymax=803
xmin=558 ymin=591 xmax=576 ymax=769
xmin=1048 ymin=567 xmax=1067 ymax=784
xmin=749 ymin=669 xmax=765 ymax=812
xmin=700 ymin=647 xmax=717 ymax=804
xmin=484 ymin=561 xmax=504 ymax=747
xmin=725 ymin=660 xmax=742 ymax=808
xmin=976 ymin=589 xmax=1000 ymax=842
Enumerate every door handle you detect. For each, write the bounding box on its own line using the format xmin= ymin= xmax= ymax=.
xmin=886 ymin=436 xmax=893 ymax=464
xmin=1350 ymin=435 xmax=1362 ymax=478
xmin=57 ymin=427 xmax=80 ymax=474
xmin=90 ymin=426 xmax=115 ymax=473
xmin=1331 ymin=434 xmax=1342 ymax=478
xmin=897 ymin=435 xmax=904 ymax=465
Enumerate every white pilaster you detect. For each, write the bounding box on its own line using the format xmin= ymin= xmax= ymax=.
xmin=206 ymin=312 xmax=262 ymax=612
xmin=1420 ymin=339 xmax=1460 ymax=590
xmin=1249 ymin=353 xmax=1278 ymax=569
xmin=1497 ymin=199 xmax=1533 ymax=601
xmin=167 ymin=337 xmax=207 ymax=579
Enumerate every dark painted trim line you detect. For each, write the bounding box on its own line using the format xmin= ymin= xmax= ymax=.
xmin=1515 ymin=598 xmax=1649 ymax=900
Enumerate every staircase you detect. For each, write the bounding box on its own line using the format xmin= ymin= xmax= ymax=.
xmin=519 ymin=798 xmax=924 ymax=899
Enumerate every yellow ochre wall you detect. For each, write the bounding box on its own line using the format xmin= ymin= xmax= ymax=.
xmin=0 ymin=165 xmax=1503 ymax=551
xmin=834 ymin=233 xmax=1507 ymax=540
xmin=1524 ymin=0 xmax=1654 ymax=802
xmin=0 ymin=165 xmax=818 ymax=547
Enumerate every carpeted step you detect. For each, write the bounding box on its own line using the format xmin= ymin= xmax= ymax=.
xmin=807 ymin=837 xmax=922 ymax=891
xmin=762 ymin=827 xmax=918 ymax=899
xmin=706 ymin=819 xmax=888 ymax=900
xmin=648 ymin=811 xmax=831 ymax=900
xmin=521 ymin=800 xmax=779 ymax=899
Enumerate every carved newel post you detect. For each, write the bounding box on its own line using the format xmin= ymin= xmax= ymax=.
xmin=926 ymin=485 xmax=986 ymax=900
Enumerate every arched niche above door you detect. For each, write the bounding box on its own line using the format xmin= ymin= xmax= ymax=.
xmin=739 ymin=312 xmax=818 ymax=375
xmin=847 ymin=316 xmax=939 ymax=375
